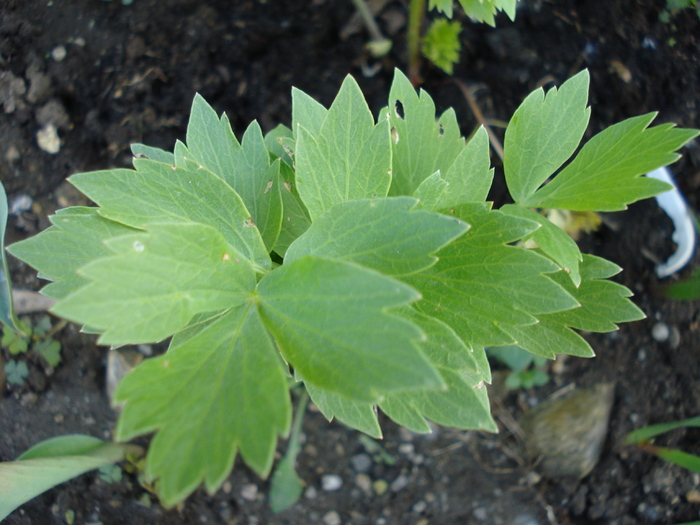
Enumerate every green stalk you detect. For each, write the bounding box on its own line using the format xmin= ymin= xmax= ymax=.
xmin=408 ymin=0 xmax=427 ymax=85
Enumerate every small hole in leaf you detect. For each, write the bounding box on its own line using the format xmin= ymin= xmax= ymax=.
xmin=438 ymin=123 xmax=445 ymax=136
xmin=394 ymin=100 xmax=405 ymax=120
xmin=391 ymin=127 xmax=399 ymax=144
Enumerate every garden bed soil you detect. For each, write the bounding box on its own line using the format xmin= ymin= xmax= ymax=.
xmin=1 ymin=0 xmax=699 ymax=523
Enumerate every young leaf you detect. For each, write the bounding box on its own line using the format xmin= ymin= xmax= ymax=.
xmin=285 ymin=197 xmax=468 ymax=277
xmin=501 ymin=204 xmax=583 ymax=287
xmin=456 ymin=0 xmax=517 ymax=26
xmin=625 ymin=415 xmax=700 ymax=445
xmin=7 ymin=207 xmax=136 ymax=300
xmin=387 ymin=69 xmax=464 ymax=196
xmin=406 ymin=204 xmax=579 ymax=348
xmin=0 ymin=435 xmax=135 ymax=521
xmin=130 ymin=143 xmax=175 ymax=165
xmin=185 ymin=95 xmax=283 ymax=251
xmin=422 ymin=19 xmax=462 ymax=75
xmin=295 ymin=76 xmax=392 ymax=220
xmin=69 ymin=158 xmax=271 ymax=271
xmin=523 ymin=114 xmax=700 ymax=211
xmin=504 ymin=70 xmax=591 ymax=205
xmin=115 ymin=306 xmax=291 ymax=506
xmin=52 ymin=222 xmax=257 ymax=346
xmin=257 ymin=256 xmax=443 ymax=402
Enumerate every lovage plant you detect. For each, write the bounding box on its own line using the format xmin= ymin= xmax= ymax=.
xmin=7 ymin=69 xmax=697 ymax=507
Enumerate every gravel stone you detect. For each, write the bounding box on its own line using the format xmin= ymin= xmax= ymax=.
xmin=322 ymin=510 xmax=341 ymax=525
xmin=321 ymin=474 xmax=343 ymax=492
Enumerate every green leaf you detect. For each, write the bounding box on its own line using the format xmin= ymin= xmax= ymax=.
xmin=4 ymin=359 xmax=28 ymax=385
xmin=7 ymin=207 xmax=136 ymax=300
xmin=130 ymin=143 xmax=175 ymax=165
xmin=304 ymin=381 xmax=383 ymax=439
xmin=429 ymin=0 xmax=454 ymax=17
xmin=501 ymin=204 xmax=582 ymax=287
xmin=257 ymin=256 xmax=443 ymax=402
xmin=185 ymin=95 xmax=283 ymax=251
xmin=625 ymin=416 xmax=700 ymax=445
xmin=292 ymin=87 xmax=327 ymax=139
xmin=0 ymin=181 xmax=19 ymax=331
xmin=523 ymin=114 xmax=700 ymax=211
xmin=52 ymin=222 xmax=257 ymax=346
xmin=504 ymin=70 xmax=591 ymax=205
xmin=406 ymin=204 xmax=579 ymax=348
xmin=35 ymin=339 xmax=62 ymax=367
xmin=69 ymin=158 xmax=271 ymax=271
xmin=295 ymin=76 xmax=392 ymax=220
xmin=655 ymin=447 xmax=700 ymax=474
xmin=422 ymin=19 xmax=462 ymax=75
xmin=285 ymin=197 xmax=468 ymax=276
xmin=455 ymin=0 xmax=517 ymax=26
xmin=115 ymin=306 xmax=291 ymax=506
xmin=264 ymin=123 xmax=294 ymax=166
xmin=543 ymin=254 xmax=645 ymax=333
xmin=387 ymin=69 xmax=465 ymax=196
xmin=0 ymin=435 xmax=135 ymax=521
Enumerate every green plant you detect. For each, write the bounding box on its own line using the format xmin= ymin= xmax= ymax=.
xmin=4 ymin=69 xmax=698 ymax=511
xmin=408 ymin=0 xmax=517 ymax=81
xmin=1 ymin=314 xmax=63 ymax=367
xmin=625 ymin=416 xmax=700 ymax=473
xmin=660 ymin=0 xmax=700 ymax=22
xmin=4 ymin=359 xmax=28 ymax=385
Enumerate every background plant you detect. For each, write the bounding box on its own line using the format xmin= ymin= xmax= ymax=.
xmin=4 ymin=68 xmax=698 ymax=511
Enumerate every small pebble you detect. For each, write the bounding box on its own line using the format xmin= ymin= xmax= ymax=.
xmin=398 ymin=443 xmax=414 ymax=455
xmin=390 ymin=474 xmax=409 ymax=492
xmin=412 ymin=500 xmax=427 ymax=513
xmin=372 ymin=479 xmax=388 ymax=496
xmin=5 ymin=145 xmax=20 ymax=163
xmin=351 ymin=453 xmax=372 ymax=473
xmin=321 ymin=474 xmax=343 ymax=492
xmin=473 ymin=507 xmax=487 ymax=521
xmin=652 ymin=322 xmax=670 ymax=343
xmin=355 ymin=473 xmax=371 ymax=493
xmin=322 ymin=511 xmax=341 ymax=525
xmin=240 ymin=483 xmax=258 ymax=501
xmin=52 ymin=45 xmax=67 ymax=62
xmin=221 ymin=481 xmax=232 ymax=494
xmin=304 ymin=486 xmax=317 ymax=500
xmin=36 ymin=124 xmax=60 ymax=154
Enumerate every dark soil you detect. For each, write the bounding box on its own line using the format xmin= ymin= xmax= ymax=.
xmin=1 ymin=0 xmax=700 ymax=524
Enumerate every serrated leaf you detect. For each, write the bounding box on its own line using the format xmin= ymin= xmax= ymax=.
xmin=304 ymin=381 xmax=382 ymax=439
xmin=292 ymin=87 xmax=328 ymax=139
xmin=429 ymin=0 xmax=454 ymax=17
xmin=185 ymin=95 xmax=283 ymax=251
xmin=69 ymin=158 xmax=270 ymax=271
xmin=504 ymin=317 xmax=593 ymax=359
xmin=295 ymin=76 xmax=392 ymax=220
xmin=257 ymin=256 xmax=443 ymax=402
xmin=115 ymin=305 xmax=291 ymax=506
xmin=274 ymin=161 xmax=311 ymax=257
xmin=456 ymin=0 xmax=517 ymax=26
xmin=523 ymin=114 xmax=700 ymax=211
xmin=422 ymin=19 xmax=462 ymax=75
xmin=388 ymin=69 xmax=464 ymax=196
xmin=7 ymin=208 xmax=136 ymax=300
xmin=130 ymin=143 xmax=175 ymax=165
xmin=0 ymin=435 xmax=134 ymax=521
xmin=406 ymin=204 xmax=579 ymax=348
xmin=285 ymin=197 xmax=468 ymax=276
xmin=542 ymin=254 xmax=645 ymax=333
xmin=504 ymin=70 xmax=591 ymax=204
xmin=501 ymin=204 xmax=582 ymax=287
xmin=52 ymin=222 xmax=256 ymax=346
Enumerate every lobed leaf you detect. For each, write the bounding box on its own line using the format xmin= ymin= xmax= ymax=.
xmin=69 ymin=158 xmax=271 ymax=271
xmin=295 ymin=76 xmax=392 ymax=220
xmin=115 ymin=306 xmax=291 ymax=506
xmin=387 ymin=69 xmax=464 ymax=196
xmin=522 ymin=114 xmax=700 ymax=211
xmin=504 ymin=70 xmax=591 ymax=205
xmin=185 ymin=95 xmax=283 ymax=251
xmin=304 ymin=382 xmax=383 ymax=439
xmin=285 ymin=196 xmax=469 ymax=277
xmin=406 ymin=204 xmax=579 ymax=348
xmin=52 ymin=222 xmax=257 ymax=346
xmin=257 ymin=256 xmax=443 ymax=402
xmin=7 ymin=208 xmax=136 ymax=300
